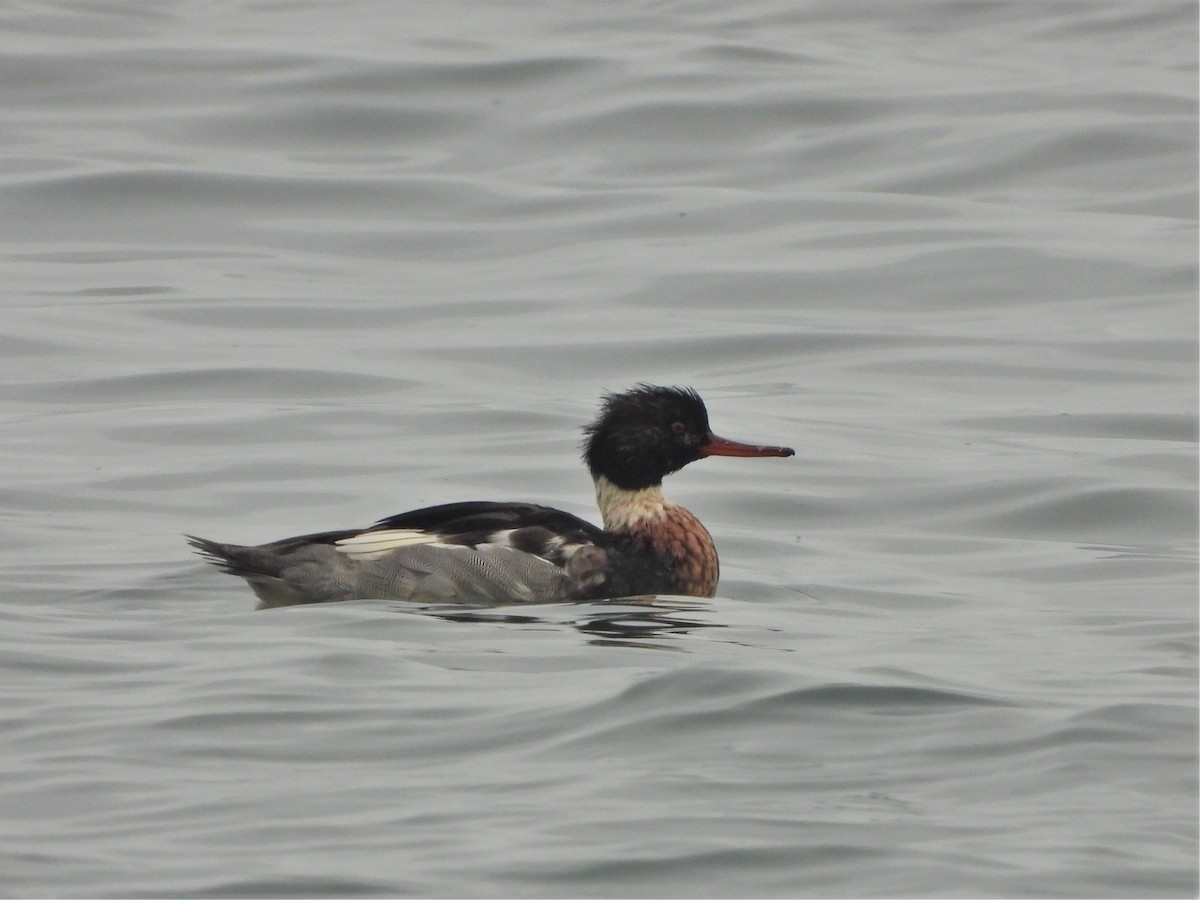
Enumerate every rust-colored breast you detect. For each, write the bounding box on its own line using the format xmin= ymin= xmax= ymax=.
xmin=636 ymin=505 xmax=719 ymax=597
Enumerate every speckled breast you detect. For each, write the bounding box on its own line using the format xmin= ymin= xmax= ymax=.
xmin=633 ymin=505 xmax=720 ymax=597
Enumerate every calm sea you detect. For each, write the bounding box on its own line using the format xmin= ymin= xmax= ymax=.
xmin=1 ymin=1 xmax=1196 ymax=897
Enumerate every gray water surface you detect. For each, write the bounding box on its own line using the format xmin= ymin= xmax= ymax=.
xmin=1 ymin=2 xmax=1196 ymax=897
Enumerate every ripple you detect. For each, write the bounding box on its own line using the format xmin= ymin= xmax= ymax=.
xmin=1 ymin=367 xmax=406 ymax=404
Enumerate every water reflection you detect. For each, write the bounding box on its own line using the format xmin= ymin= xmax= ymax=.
xmin=429 ymin=596 xmax=722 ymax=648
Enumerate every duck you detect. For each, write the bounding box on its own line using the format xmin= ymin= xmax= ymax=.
xmin=187 ymin=384 xmax=794 ymax=607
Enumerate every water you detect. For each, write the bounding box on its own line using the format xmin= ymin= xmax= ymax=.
xmin=1 ymin=1 xmax=1196 ymax=896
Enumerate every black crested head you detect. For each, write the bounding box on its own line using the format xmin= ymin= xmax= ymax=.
xmin=582 ymin=384 xmax=712 ymax=490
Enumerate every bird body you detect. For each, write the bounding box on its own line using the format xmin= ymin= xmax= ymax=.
xmin=189 ymin=385 xmax=793 ymax=607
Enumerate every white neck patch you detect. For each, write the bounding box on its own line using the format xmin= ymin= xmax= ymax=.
xmin=594 ymin=475 xmax=676 ymax=531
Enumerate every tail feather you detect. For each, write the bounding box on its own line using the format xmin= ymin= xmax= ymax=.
xmin=186 ymin=534 xmax=327 ymax=607
xmin=186 ymin=535 xmax=273 ymax=579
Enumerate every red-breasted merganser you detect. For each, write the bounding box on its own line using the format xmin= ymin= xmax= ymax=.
xmin=188 ymin=384 xmax=794 ymax=607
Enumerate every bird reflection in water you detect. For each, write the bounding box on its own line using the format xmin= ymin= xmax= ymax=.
xmin=430 ymin=597 xmax=722 ymax=649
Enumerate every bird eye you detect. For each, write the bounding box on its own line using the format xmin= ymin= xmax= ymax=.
xmin=671 ymin=421 xmax=687 ymax=434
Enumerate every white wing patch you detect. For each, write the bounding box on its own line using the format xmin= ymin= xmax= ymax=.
xmin=335 ymin=525 xmax=585 ymax=565
xmin=335 ymin=529 xmax=453 ymax=560
xmin=481 ymin=528 xmax=516 ymax=547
